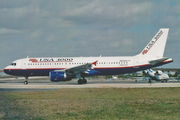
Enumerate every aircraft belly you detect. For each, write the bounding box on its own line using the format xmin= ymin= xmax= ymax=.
xmin=94 ymin=65 xmax=151 ymax=75
xmin=4 ymin=69 xmax=61 ymax=76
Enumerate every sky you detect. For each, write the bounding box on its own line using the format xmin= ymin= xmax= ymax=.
xmin=0 ymin=0 xmax=180 ymax=69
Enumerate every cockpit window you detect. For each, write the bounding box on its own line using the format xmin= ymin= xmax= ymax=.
xmin=11 ymin=63 xmax=16 ymax=66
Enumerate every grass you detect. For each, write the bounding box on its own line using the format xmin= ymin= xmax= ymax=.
xmin=0 ymin=88 xmax=180 ymax=120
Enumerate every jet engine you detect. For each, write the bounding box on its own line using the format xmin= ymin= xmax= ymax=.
xmin=156 ymin=70 xmax=163 ymax=75
xmin=143 ymin=70 xmax=148 ymax=75
xmin=49 ymin=71 xmax=71 ymax=82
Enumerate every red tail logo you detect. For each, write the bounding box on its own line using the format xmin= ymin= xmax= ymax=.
xmin=142 ymin=30 xmax=163 ymax=55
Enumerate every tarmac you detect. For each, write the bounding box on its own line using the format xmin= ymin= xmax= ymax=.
xmin=0 ymin=77 xmax=180 ymax=92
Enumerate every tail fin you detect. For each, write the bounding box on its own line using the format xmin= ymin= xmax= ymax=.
xmin=141 ymin=28 xmax=169 ymax=57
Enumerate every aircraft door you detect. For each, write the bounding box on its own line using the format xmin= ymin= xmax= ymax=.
xmin=134 ymin=58 xmax=139 ymax=68
xmin=21 ymin=59 xmax=27 ymax=70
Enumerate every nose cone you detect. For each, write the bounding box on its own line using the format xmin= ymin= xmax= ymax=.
xmin=4 ymin=66 xmax=11 ymax=75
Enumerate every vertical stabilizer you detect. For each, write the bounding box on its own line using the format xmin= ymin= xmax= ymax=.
xmin=140 ymin=28 xmax=169 ymax=57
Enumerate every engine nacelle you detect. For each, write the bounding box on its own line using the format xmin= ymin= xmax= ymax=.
xmin=143 ymin=70 xmax=148 ymax=75
xmin=49 ymin=71 xmax=71 ymax=82
xmin=156 ymin=70 xmax=163 ymax=75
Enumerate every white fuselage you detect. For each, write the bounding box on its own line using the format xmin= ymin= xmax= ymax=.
xmin=4 ymin=55 xmax=172 ymax=77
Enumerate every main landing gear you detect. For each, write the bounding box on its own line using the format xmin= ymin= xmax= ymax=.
xmin=78 ymin=79 xmax=87 ymax=84
xmin=161 ymin=80 xmax=168 ymax=83
xmin=24 ymin=77 xmax=28 ymax=85
xmin=148 ymin=80 xmax=152 ymax=83
xmin=76 ymin=73 xmax=87 ymax=84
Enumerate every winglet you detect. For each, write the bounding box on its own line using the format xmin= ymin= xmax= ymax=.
xmin=92 ymin=61 xmax=98 ymax=66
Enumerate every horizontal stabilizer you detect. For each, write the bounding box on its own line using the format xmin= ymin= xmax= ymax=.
xmin=149 ymin=57 xmax=170 ymax=65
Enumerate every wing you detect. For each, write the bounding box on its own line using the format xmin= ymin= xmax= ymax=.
xmin=65 ymin=60 xmax=98 ymax=76
xmin=66 ymin=63 xmax=92 ymax=74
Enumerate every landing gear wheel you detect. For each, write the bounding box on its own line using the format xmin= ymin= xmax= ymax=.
xmin=78 ymin=79 xmax=87 ymax=84
xmin=148 ymin=80 xmax=151 ymax=83
xmin=24 ymin=81 xmax=28 ymax=85
xmin=78 ymin=79 xmax=83 ymax=84
xmin=83 ymin=79 xmax=87 ymax=84
xmin=24 ymin=77 xmax=28 ymax=85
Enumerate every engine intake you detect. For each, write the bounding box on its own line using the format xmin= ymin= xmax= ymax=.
xmin=156 ymin=70 xmax=163 ymax=75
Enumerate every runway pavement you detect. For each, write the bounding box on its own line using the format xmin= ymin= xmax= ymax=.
xmin=0 ymin=77 xmax=180 ymax=92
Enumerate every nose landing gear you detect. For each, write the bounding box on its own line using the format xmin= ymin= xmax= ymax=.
xmin=24 ymin=77 xmax=28 ymax=85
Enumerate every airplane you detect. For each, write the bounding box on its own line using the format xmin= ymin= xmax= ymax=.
xmin=112 ymin=75 xmax=118 ymax=79
xmin=143 ymin=69 xmax=169 ymax=83
xmin=4 ymin=28 xmax=173 ymax=85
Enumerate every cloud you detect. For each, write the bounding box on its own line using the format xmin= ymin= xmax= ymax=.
xmin=0 ymin=28 xmax=23 ymax=34
xmin=62 ymin=0 xmax=152 ymax=28
xmin=30 ymin=30 xmax=42 ymax=39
